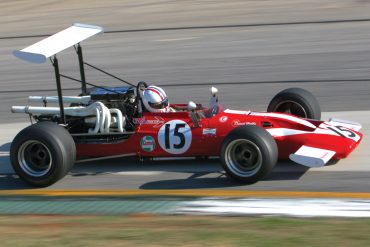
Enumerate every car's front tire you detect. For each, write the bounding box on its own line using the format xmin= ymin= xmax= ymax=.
xmin=220 ymin=125 xmax=278 ymax=184
xmin=10 ymin=122 xmax=76 ymax=187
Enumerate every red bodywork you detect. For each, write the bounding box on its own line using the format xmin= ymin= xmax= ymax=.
xmin=76 ymin=104 xmax=362 ymax=161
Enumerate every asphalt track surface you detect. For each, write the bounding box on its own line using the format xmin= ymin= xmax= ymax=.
xmin=0 ymin=1 xmax=370 ymax=193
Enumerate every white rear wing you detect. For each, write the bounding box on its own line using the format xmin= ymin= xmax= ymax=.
xmin=13 ymin=23 xmax=103 ymax=63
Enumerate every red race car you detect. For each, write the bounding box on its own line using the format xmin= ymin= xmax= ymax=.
xmin=10 ymin=23 xmax=363 ymax=187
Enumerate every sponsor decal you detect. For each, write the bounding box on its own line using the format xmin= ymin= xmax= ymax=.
xmin=140 ymin=136 xmax=156 ymax=152
xmin=202 ymin=128 xmax=217 ymax=135
xmin=133 ymin=116 xmax=164 ymax=128
xmin=232 ymin=120 xmax=256 ymax=127
xmin=219 ymin=116 xmax=228 ymax=123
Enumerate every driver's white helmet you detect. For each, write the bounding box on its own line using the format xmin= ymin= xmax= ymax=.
xmin=142 ymin=85 xmax=170 ymax=113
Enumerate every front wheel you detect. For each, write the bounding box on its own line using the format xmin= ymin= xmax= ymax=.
xmin=10 ymin=122 xmax=76 ymax=187
xmin=220 ymin=125 xmax=278 ymax=184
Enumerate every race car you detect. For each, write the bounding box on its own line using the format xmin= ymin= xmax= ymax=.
xmin=10 ymin=23 xmax=363 ymax=187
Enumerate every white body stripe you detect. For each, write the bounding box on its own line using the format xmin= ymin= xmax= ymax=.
xmin=267 ymin=125 xmax=360 ymax=142
xmin=266 ymin=128 xmax=307 ymax=137
xmin=224 ymin=109 xmax=251 ymax=115
xmin=267 ymin=127 xmax=338 ymax=137
xmin=250 ymin=112 xmax=316 ymax=129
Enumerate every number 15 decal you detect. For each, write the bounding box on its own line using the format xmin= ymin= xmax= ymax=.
xmin=328 ymin=126 xmax=360 ymax=142
xmin=158 ymin=120 xmax=192 ymax=154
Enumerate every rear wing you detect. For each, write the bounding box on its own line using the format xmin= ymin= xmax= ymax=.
xmin=13 ymin=23 xmax=103 ymax=63
xmin=13 ymin=23 xmax=104 ymax=124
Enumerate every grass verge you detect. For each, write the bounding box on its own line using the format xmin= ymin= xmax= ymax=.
xmin=0 ymin=215 xmax=370 ymax=247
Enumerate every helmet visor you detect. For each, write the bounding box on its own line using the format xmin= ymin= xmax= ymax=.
xmin=148 ymin=98 xmax=169 ymax=109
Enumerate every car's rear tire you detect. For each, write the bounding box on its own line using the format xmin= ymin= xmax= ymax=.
xmin=10 ymin=122 xmax=76 ymax=187
xmin=267 ymin=88 xmax=321 ymax=120
xmin=220 ymin=125 xmax=278 ymax=184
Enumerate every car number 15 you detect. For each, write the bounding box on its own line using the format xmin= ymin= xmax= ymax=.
xmin=158 ymin=120 xmax=192 ymax=154
xmin=327 ymin=125 xmax=360 ymax=142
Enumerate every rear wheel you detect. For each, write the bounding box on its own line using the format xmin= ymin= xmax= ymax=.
xmin=267 ymin=88 xmax=321 ymax=120
xmin=10 ymin=122 xmax=76 ymax=187
xmin=220 ymin=125 xmax=278 ymax=184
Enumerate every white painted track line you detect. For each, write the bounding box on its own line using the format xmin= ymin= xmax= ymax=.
xmin=176 ymin=198 xmax=370 ymax=217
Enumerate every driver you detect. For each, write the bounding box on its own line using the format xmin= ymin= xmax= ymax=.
xmin=142 ymin=85 xmax=171 ymax=113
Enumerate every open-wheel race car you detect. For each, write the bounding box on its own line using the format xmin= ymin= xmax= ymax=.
xmin=10 ymin=23 xmax=363 ymax=187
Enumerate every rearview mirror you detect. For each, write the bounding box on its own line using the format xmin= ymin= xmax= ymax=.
xmin=211 ymin=87 xmax=218 ymax=96
xmin=187 ymin=101 xmax=199 ymax=127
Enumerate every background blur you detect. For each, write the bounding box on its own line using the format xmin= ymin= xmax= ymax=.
xmin=1 ymin=0 xmax=370 ymax=124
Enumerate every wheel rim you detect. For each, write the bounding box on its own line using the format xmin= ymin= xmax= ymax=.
xmin=273 ymin=100 xmax=307 ymax=118
xmin=18 ymin=140 xmax=52 ymax=177
xmin=225 ymin=139 xmax=262 ymax=177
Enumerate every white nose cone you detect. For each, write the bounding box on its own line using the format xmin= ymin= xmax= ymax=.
xmin=211 ymin=87 xmax=218 ymax=95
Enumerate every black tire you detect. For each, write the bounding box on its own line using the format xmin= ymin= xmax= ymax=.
xmin=10 ymin=122 xmax=76 ymax=187
xmin=220 ymin=125 xmax=278 ymax=184
xmin=267 ymin=88 xmax=321 ymax=120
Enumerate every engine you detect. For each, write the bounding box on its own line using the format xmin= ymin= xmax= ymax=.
xmin=11 ymin=86 xmax=138 ymax=134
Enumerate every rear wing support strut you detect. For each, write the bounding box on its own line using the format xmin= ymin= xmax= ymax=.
xmin=76 ymin=44 xmax=87 ymax=95
xmin=51 ymin=56 xmax=66 ymax=124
